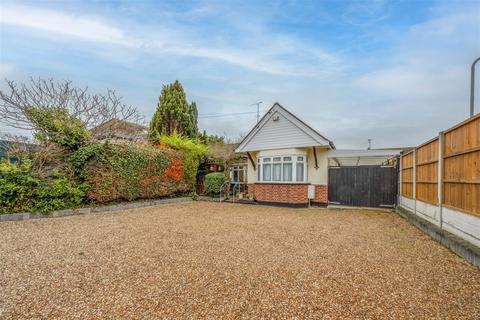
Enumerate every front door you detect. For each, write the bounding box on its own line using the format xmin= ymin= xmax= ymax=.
xmin=230 ymin=164 xmax=247 ymax=193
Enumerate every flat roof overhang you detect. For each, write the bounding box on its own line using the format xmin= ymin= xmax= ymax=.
xmin=328 ymin=149 xmax=402 ymax=166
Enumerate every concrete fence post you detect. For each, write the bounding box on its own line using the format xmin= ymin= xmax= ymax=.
xmin=398 ymin=152 xmax=403 ymax=205
xmin=413 ymin=148 xmax=417 ymax=215
xmin=438 ymin=132 xmax=444 ymax=229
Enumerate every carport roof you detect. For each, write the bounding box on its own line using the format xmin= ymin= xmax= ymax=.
xmin=328 ymin=149 xmax=403 ymax=166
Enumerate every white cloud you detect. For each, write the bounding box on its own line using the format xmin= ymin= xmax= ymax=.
xmin=342 ymin=0 xmax=394 ymax=26
xmin=0 ymin=63 xmax=15 ymax=77
xmin=354 ymin=4 xmax=479 ymax=117
xmin=0 ymin=5 xmax=138 ymax=47
xmin=1 ymin=1 xmax=477 ymax=149
xmin=0 ymin=4 xmax=342 ymax=76
xmin=356 ymin=66 xmax=465 ymax=100
xmin=208 ymin=2 xmax=479 ymax=148
xmin=326 ymin=4 xmax=479 ymax=147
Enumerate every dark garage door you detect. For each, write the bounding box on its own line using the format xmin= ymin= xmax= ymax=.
xmin=328 ymin=166 xmax=398 ymax=208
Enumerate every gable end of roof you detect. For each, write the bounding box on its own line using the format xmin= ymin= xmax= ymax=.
xmin=235 ymin=102 xmax=335 ymax=152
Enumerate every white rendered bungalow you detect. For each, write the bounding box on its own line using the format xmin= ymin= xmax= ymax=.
xmin=235 ymin=103 xmax=335 ymax=206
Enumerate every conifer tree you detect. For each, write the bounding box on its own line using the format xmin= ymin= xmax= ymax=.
xmin=188 ymin=101 xmax=199 ymax=138
xmin=149 ymin=80 xmax=194 ymax=141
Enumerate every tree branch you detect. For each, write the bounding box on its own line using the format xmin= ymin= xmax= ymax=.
xmin=0 ymin=77 xmax=143 ymax=130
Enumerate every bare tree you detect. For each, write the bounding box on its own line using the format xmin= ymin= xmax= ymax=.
xmin=0 ymin=77 xmax=143 ymax=130
xmin=208 ymin=140 xmax=237 ymax=173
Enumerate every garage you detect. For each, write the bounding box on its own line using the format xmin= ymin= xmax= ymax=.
xmin=328 ymin=149 xmax=401 ymax=208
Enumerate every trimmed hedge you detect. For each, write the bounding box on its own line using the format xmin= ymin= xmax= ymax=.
xmin=204 ymin=172 xmax=227 ymax=196
xmin=80 ymin=143 xmax=191 ymax=203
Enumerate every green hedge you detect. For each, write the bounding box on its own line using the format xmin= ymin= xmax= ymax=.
xmin=204 ymin=172 xmax=227 ymax=196
xmin=0 ymin=160 xmax=85 ymax=214
xmin=155 ymin=134 xmax=207 ymax=186
xmin=78 ymin=143 xmax=191 ymax=203
xmin=1 ymin=135 xmax=207 ymax=212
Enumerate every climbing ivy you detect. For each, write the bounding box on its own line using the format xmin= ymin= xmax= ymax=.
xmin=78 ymin=142 xmax=191 ymax=203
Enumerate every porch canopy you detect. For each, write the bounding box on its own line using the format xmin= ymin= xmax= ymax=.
xmin=328 ymin=149 xmax=403 ymax=166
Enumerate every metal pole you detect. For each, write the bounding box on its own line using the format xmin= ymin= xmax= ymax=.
xmin=250 ymin=101 xmax=262 ymax=123
xmin=470 ymin=57 xmax=480 ymax=117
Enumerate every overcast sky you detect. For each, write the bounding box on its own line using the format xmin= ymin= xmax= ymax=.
xmin=1 ymin=0 xmax=479 ymax=148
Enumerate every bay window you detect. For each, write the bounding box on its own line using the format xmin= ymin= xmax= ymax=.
xmin=296 ymin=156 xmax=304 ymax=182
xmin=262 ymin=158 xmax=271 ymax=181
xmin=257 ymin=155 xmax=306 ymax=183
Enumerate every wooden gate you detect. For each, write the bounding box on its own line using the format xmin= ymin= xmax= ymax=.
xmin=328 ymin=165 xmax=398 ymax=208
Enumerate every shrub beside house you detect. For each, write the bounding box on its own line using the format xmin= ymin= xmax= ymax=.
xmin=204 ymin=172 xmax=227 ymax=196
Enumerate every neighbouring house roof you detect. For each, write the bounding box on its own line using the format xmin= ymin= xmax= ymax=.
xmin=235 ymin=102 xmax=335 ymax=153
xmin=91 ymin=119 xmax=148 ymax=143
xmin=0 ymin=139 xmax=39 ymax=159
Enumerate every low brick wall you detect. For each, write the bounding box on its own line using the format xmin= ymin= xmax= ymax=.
xmin=248 ymin=183 xmax=328 ymax=204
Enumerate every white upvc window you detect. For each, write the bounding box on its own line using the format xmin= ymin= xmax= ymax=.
xmin=257 ymin=155 xmax=307 ymax=183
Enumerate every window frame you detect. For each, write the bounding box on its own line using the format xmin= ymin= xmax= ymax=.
xmin=256 ymin=155 xmax=307 ymax=183
xmin=230 ymin=164 xmax=247 ymax=184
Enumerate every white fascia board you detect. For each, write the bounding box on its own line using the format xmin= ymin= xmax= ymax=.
xmin=278 ymin=108 xmax=331 ymax=146
xmin=239 ymin=142 xmax=327 ymax=153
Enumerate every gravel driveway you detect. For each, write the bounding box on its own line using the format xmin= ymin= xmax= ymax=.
xmin=1 ymin=202 xmax=479 ymax=319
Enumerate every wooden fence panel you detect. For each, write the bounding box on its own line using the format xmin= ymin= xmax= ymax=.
xmin=401 ymin=151 xmax=414 ymax=198
xmin=443 ymin=115 xmax=480 ymax=216
xmin=416 ymin=138 xmax=439 ymax=205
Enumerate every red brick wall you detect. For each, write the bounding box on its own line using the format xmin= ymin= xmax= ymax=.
xmin=314 ymin=185 xmax=328 ymax=203
xmin=247 ymin=184 xmax=328 ymax=204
